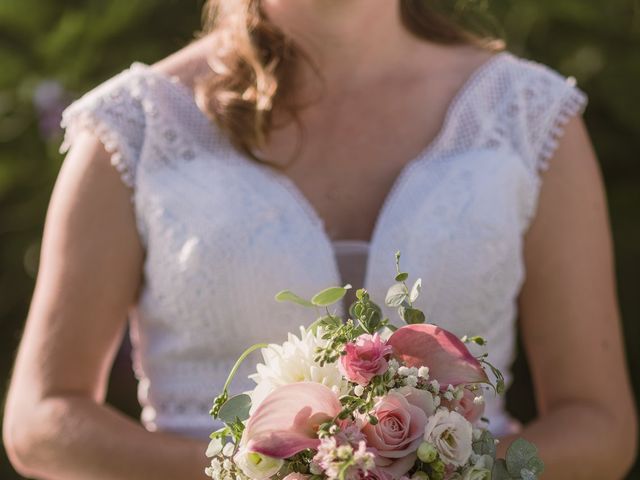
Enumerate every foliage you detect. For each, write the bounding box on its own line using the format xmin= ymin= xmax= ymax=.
xmin=0 ymin=1 xmax=638 ymax=478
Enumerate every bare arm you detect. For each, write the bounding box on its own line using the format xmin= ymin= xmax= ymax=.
xmin=2 ymin=133 xmax=208 ymax=479
xmin=497 ymin=116 xmax=638 ymax=478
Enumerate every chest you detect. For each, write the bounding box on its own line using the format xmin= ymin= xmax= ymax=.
xmin=259 ymin=79 xmax=465 ymax=241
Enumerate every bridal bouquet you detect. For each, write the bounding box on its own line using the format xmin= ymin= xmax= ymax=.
xmin=206 ymin=253 xmax=543 ymax=480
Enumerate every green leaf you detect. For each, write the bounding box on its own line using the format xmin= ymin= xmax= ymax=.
xmin=409 ymin=278 xmax=422 ymax=302
xmin=525 ymin=457 xmax=545 ymax=476
xmin=465 ymin=335 xmax=487 ymax=346
xmin=275 ymin=290 xmax=314 ymax=307
xmin=506 ymin=438 xmax=542 ymax=478
xmin=399 ymin=306 xmax=426 ymax=324
xmin=311 ymin=285 xmax=351 ymax=306
xmin=385 ymin=283 xmax=408 ymax=307
xmin=473 ymin=430 xmax=497 ymax=458
xmin=395 ymin=272 xmax=409 ymax=281
xmin=218 ymin=394 xmax=251 ymax=424
xmin=309 ymin=315 xmax=340 ymax=333
xmin=492 ymin=459 xmax=512 ymax=480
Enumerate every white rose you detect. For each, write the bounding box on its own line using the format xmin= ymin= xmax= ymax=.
xmin=423 ymin=409 xmax=473 ymax=467
xmin=234 ymin=448 xmax=283 ymax=480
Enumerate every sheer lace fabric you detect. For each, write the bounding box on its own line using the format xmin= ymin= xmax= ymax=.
xmin=60 ymin=51 xmax=587 ymax=439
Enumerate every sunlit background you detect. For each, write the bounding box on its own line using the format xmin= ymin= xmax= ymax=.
xmin=1 ymin=1 xmax=638 ymax=478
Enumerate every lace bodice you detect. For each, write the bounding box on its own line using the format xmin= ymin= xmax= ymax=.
xmin=60 ymin=51 xmax=587 ymax=439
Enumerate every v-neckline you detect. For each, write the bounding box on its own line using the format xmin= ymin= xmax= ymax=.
xmin=133 ymin=50 xmax=509 ymax=298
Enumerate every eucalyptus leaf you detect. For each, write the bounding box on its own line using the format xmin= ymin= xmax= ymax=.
xmin=399 ymin=306 xmax=426 ymax=324
xmin=409 ymin=278 xmax=422 ymax=302
xmin=218 ymin=393 xmax=252 ymax=424
xmin=385 ymin=283 xmax=408 ymax=307
xmin=473 ymin=430 xmax=497 ymax=457
xmin=311 ymin=284 xmax=351 ymax=306
xmin=506 ymin=439 xmax=541 ymax=478
xmin=525 ymin=457 xmax=544 ymax=476
xmin=275 ymin=290 xmax=314 ymax=307
xmin=492 ymin=459 xmax=512 ymax=480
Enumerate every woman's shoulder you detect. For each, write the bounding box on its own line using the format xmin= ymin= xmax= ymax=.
xmin=484 ymin=49 xmax=589 ymax=173
xmin=59 ymin=36 xmax=217 ymax=189
xmin=149 ymin=34 xmax=216 ymax=90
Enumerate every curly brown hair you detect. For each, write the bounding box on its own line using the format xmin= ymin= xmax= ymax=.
xmin=196 ymin=0 xmax=504 ymax=165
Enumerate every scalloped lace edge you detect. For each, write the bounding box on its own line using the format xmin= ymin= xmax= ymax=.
xmin=60 ymin=110 xmax=136 ymax=190
xmin=537 ymin=85 xmax=588 ymax=172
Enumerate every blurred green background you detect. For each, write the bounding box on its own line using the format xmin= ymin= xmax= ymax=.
xmin=0 ymin=0 xmax=638 ymax=478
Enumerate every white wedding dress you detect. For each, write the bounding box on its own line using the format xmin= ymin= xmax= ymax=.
xmin=60 ymin=50 xmax=587 ymax=440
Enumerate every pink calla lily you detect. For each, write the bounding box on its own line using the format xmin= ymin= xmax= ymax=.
xmin=387 ymin=324 xmax=488 ymax=387
xmin=245 ymin=382 xmax=341 ymax=459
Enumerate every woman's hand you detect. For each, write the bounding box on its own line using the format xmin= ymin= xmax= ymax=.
xmin=2 ymin=133 xmax=208 ymax=479
xmin=503 ymin=115 xmax=638 ymax=478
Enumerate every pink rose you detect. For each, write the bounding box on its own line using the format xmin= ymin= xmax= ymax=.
xmin=375 ymin=452 xmax=417 ymax=479
xmin=362 ymin=392 xmax=427 ymax=464
xmin=396 ymin=386 xmax=437 ymax=417
xmin=441 ymin=387 xmax=485 ymax=424
xmin=359 ymin=467 xmax=392 ymax=479
xmin=340 ymin=333 xmax=393 ymax=385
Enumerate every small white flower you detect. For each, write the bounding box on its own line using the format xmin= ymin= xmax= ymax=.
xmin=354 ymin=384 xmax=365 ymax=397
xmin=222 ymin=442 xmax=235 ymax=457
xmin=418 ymin=366 xmax=430 ymax=379
xmin=337 ymin=444 xmax=353 ymax=459
xmin=398 ymin=366 xmax=411 ymax=377
xmin=404 ymin=375 xmax=418 ymax=387
xmin=444 ymin=390 xmax=454 ymax=401
xmin=430 ymin=379 xmax=440 ymax=392
xmin=206 ymin=438 xmax=223 ymax=458
xmin=388 ymin=358 xmax=400 ymax=373
xmin=204 ymin=458 xmax=223 ymax=478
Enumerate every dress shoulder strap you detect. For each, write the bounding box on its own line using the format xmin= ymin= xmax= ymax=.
xmin=499 ymin=53 xmax=589 ymax=173
xmin=60 ymin=64 xmax=150 ymax=189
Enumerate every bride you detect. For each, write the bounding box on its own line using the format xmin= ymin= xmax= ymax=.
xmin=3 ymin=0 xmax=637 ymax=478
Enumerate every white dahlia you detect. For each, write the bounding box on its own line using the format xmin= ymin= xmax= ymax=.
xmin=248 ymin=326 xmax=348 ymax=412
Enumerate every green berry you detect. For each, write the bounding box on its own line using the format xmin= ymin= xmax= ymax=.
xmin=411 ymin=472 xmax=430 ymax=480
xmin=417 ymin=442 xmax=438 ymax=463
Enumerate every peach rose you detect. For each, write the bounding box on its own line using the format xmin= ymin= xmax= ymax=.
xmin=362 ymin=392 xmax=427 ymax=463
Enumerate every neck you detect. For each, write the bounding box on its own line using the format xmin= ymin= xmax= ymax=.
xmin=260 ymin=0 xmax=428 ymax=87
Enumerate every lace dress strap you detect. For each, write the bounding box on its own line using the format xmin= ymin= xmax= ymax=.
xmin=510 ymin=57 xmax=588 ymax=173
xmin=59 ymin=64 xmax=149 ymax=189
